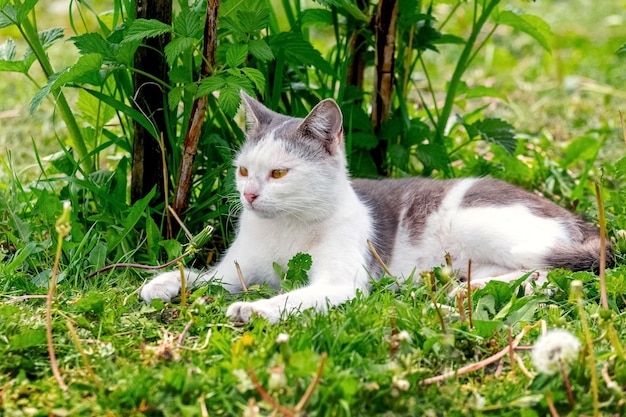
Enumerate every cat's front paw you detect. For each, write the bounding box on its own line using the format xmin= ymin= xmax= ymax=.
xmin=226 ymin=300 xmax=281 ymax=324
xmin=140 ymin=271 xmax=182 ymax=302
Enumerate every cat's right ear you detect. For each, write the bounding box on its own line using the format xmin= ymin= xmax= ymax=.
xmin=240 ymin=91 xmax=274 ymax=133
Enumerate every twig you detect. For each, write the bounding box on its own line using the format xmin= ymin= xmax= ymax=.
xmin=546 ymin=393 xmax=560 ymax=417
xmin=177 ymin=319 xmax=194 ymax=346
xmin=6 ymin=294 xmax=48 ymax=304
xmin=514 ymin=354 xmax=535 ymax=379
xmin=86 ymin=252 xmax=187 ymax=278
xmin=234 ymin=260 xmax=248 ymax=292
xmin=168 ymin=205 xmax=193 ymax=241
xmin=559 ymin=361 xmax=575 ymax=410
xmin=248 ymin=369 xmax=295 ymax=417
xmin=295 ymin=352 xmax=328 ymax=412
xmin=367 ymin=240 xmax=393 ymax=276
xmin=601 ymin=355 xmax=620 ymax=392
xmin=181 ymin=329 xmax=212 ymax=351
xmin=420 ymin=320 xmax=544 ymax=385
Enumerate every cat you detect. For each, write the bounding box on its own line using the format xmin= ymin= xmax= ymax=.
xmin=140 ymin=92 xmax=612 ymax=324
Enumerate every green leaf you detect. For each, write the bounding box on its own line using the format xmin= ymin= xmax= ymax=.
xmin=248 ymin=38 xmax=274 ymax=62
xmin=197 ymin=75 xmax=226 ymax=97
xmin=217 ymin=76 xmax=252 ymax=116
xmin=237 ymin=8 xmax=270 ymax=35
xmin=87 ymin=242 xmax=108 ymax=272
xmin=6 ymin=242 xmax=38 ymax=274
xmin=416 ymin=142 xmax=451 ymax=172
xmin=164 ymin=36 xmax=194 ymax=66
xmin=0 ymin=37 xmax=16 ymax=60
xmin=299 ymin=8 xmax=333 ymax=27
xmin=10 ymin=329 xmax=46 ymax=351
xmin=617 ymin=42 xmax=626 ymax=56
xmin=39 ymin=27 xmax=65 ymax=50
xmin=465 ymin=85 xmax=508 ymax=101
xmin=468 ymin=118 xmax=517 ymax=156
xmin=81 ymin=87 xmax=159 ymax=139
xmin=226 ymin=43 xmax=248 ymax=68
xmin=123 ymin=18 xmax=172 ymax=44
xmin=241 ymin=67 xmax=265 ymax=92
xmin=0 ymin=5 xmax=17 ymax=29
xmin=173 ymin=8 xmax=203 ymax=38
xmin=106 ymin=187 xmax=157 ymax=253
xmin=0 ymin=37 xmax=26 ymax=72
xmin=75 ymin=292 xmax=106 ymax=315
xmin=270 ymin=32 xmax=334 ymax=76
xmin=70 ymin=32 xmax=116 ymax=62
xmin=30 ymin=54 xmax=104 ymax=114
xmin=496 ymin=11 xmax=551 ymax=52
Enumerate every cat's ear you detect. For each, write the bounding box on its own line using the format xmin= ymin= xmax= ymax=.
xmin=240 ymin=90 xmax=275 ymax=132
xmin=298 ymin=99 xmax=344 ymax=155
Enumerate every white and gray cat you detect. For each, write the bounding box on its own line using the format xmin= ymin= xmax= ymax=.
xmin=140 ymin=92 xmax=611 ymax=323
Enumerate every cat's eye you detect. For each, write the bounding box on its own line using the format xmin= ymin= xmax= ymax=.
xmin=239 ymin=167 xmax=249 ymax=177
xmin=271 ymin=169 xmax=288 ymax=179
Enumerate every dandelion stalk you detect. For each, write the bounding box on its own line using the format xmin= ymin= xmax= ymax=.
xmin=46 ymin=201 xmax=71 ymax=391
xmin=571 ymin=280 xmax=599 ymax=417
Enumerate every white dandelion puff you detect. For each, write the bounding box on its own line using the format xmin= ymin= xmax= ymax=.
xmin=275 ymin=333 xmax=289 ymax=344
xmin=531 ymin=329 xmax=581 ymax=375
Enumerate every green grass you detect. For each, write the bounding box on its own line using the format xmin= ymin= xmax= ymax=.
xmin=1 ymin=0 xmax=626 ymax=415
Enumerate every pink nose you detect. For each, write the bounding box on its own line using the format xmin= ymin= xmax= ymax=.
xmin=244 ymin=192 xmax=258 ymax=204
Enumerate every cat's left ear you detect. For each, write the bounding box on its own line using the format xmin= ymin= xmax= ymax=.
xmin=298 ymin=99 xmax=344 ymax=155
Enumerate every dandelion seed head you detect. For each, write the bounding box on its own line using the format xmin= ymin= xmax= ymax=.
xmin=275 ymin=333 xmax=289 ymax=344
xmin=531 ymin=329 xmax=581 ymax=375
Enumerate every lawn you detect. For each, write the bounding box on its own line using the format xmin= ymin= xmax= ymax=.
xmin=1 ymin=0 xmax=626 ymax=416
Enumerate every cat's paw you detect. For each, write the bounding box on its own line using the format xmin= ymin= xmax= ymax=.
xmin=226 ymin=300 xmax=281 ymax=324
xmin=140 ymin=271 xmax=182 ymax=303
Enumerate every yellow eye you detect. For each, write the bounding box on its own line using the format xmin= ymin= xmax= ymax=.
xmin=271 ymin=169 xmax=288 ymax=179
xmin=239 ymin=166 xmax=248 ymax=177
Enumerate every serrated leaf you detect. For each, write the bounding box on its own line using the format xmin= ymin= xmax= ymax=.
xmin=469 ymin=118 xmax=517 ymax=156
xmin=197 ymin=75 xmax=227 ymax=97
xmin=0 ymin=59 xmax=25 ymax=72
xmin=173 ymin=8 xmax=203 ymax=38
xmin=39 ymin=27 xmax=65 ymax=50
xmin=497 ymin=11 xmax=551 ymax=52
xmin=270 ymin=32 xmax=334 ymax=76
xmin=123 ymin=18 xmax=172 ymax=44
xmin=226 ymin=43 xmax=248 ymax=68
xmin=350 ymin=132 xmax=379 ymax=150
xmin=0 ymin=37 xmax=16 ymax=60
xmin=299 ymin=8 xmax=333 ymax=27
xmin=0 ymin=5 xmax=17 ymax=29
xmin=30 ymin=54 xmax=103 ymax=114
xmin=248 ymin=38 xmax=274 ymax=62
xmin=168 ymin=85 xmax=184 ymax=110
xmin=241 ymin=67 xmax=265 ymax=93
xmin=77 ymin=88 xmax=116 ymax=127
xmin=70 ymin=32 xmax=116 ymax=61
xmin=416 ymin=142 xmax=451 ymax=172
xmin=217 ymin=76 xmax=253 ymax=116
xmin=616 ymin=42 xmax=626 ymax=56
xmin=237 ymin=8 xmax=270 ymax=35
xmin=164 ymin=36 xmax=194 ymax=66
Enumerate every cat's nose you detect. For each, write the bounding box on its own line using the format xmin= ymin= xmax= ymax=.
xmin=244 ymin=192 xmax=259 ymax=204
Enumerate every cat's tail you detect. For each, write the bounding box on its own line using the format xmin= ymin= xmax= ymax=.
xmin=545 ymin=235 xmax=614 ymax=274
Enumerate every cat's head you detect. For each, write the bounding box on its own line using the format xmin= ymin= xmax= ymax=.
xmin=235 ymin=92 xmax=346 ymax=221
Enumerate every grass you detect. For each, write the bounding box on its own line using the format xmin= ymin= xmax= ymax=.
xmin=1 ymin=0 xmax=626 ymax=415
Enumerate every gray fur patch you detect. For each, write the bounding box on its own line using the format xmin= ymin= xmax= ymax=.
xmin=353 ymin=178 xmax=455 ymax=270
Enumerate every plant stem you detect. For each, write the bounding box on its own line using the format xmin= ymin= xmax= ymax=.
xmin=18 ymin=10 xmax=93 ymax=173
xmin=436 ymin=0 xmax=500 ymax=143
